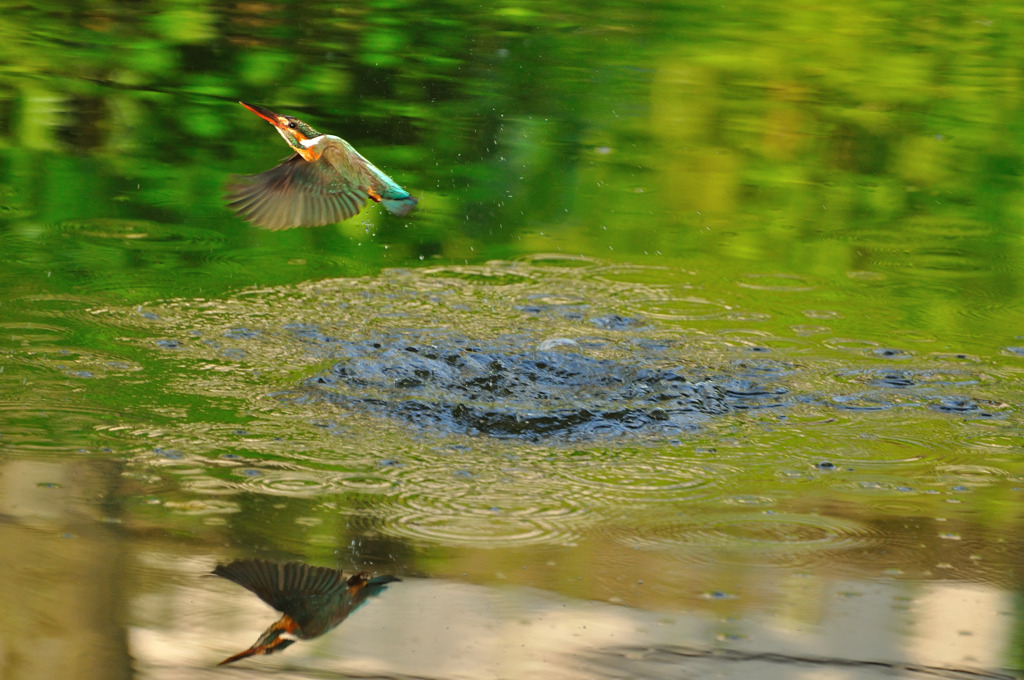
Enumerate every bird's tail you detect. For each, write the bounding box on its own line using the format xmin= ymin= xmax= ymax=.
xmin=382 ymin=194 xmax=418 ymax=217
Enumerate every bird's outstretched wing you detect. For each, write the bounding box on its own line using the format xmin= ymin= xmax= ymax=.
xmin=213 ymin=559 xmax=398 ymax=632
xmin=225 ymin=154 xmax=369 ymax=229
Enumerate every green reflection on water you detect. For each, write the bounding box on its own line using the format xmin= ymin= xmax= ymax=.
xmin=0 ymin=0 xmax=1021 ymax=304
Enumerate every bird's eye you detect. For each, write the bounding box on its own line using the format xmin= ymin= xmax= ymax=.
xmin=287 ymin=122 xmax=297 ymax=129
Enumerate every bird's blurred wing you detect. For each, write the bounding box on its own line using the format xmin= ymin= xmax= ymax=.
xmin=226 ymin=154 xmax=368 ymax=229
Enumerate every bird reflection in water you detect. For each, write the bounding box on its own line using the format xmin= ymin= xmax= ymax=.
xmin=212 ymin=559 xmax=400 ymax=665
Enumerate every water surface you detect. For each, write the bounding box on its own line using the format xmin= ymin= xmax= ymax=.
xmin=1 ymin=1 xmax=1024 ymax=679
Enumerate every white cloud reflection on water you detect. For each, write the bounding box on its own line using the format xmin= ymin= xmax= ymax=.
xmin=129 ymin=571 xmax=1015 ymax=680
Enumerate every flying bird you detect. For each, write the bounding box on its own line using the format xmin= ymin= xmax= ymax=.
xmin=226 ymin=101 xmax=417 ymax=229
xmin=212 ymin=558 xmax=399 ymax=665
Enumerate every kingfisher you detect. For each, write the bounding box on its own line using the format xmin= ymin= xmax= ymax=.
xmin=226 ymin=102 xmax=418 ymax=229
xmin=212 ymin=558 xmax=400 ymax=665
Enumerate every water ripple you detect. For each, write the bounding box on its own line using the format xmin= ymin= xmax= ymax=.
xmin=551 ymin=456 xmax=728 ymax=503
xmin=54 ymin=218 xmax=227 ymax=252
xmin=636 ymin=296 xmax=743 ymax=321
xmin=388 ymin=486 xmax=589 ymax=547
xmin=615 ymin=511 xmax=891 ymax=569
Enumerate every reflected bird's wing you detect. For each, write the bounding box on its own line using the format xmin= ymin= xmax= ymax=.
xmin=225 ymin=154 xmax=369 ymax=230
xmin=213 ymin=559 xmax=356 ymax=632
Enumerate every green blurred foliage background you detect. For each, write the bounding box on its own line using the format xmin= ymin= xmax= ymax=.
xmin=1 ymin=1 xmax=1022 ymax=301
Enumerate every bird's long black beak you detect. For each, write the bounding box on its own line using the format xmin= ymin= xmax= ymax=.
xmin=217 ymin=637 xmax=296 ymax=666
xmin=217 ymin=616 xmax=298 ymax=666
xmin=239 ymin=101 xmax=282 ymax=126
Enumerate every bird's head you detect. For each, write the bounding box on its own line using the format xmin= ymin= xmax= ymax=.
xmin=239 ymin=101 xmax=324 ymax=161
